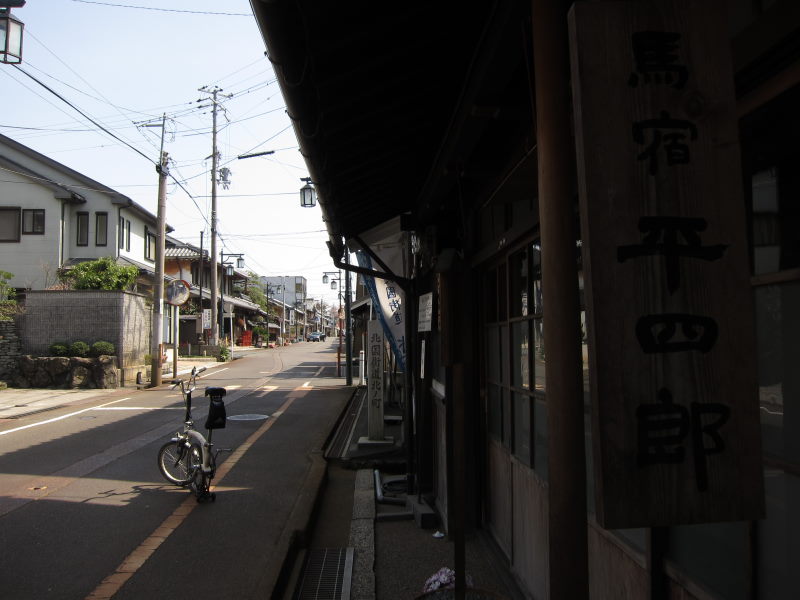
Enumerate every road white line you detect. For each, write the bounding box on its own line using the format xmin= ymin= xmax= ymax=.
xmin=202 ymin=367 xmax=228 ymax=376
xmin=0 ymin=398 xmax=132 ymax=436
xmin=93 ymin=407 xmax=182 ymax=411
xmin=256 ymin=385 xmax=278 ymax=398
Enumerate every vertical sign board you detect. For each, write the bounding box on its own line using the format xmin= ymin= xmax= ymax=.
xmin=367 ymin=320 xmax=385 ymax=440
xmin=418 ymin=292 xmax=433 ymax=332
xmin=357 ymin=252 xmax=407 ymax=370
xmin=569 ymin=0 xmax=764 ymax=528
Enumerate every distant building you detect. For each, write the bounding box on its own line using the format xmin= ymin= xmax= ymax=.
xmin=260 ymin=276 xmax=308 ymax=340
xmin=259 ymin=275 xmax=307 ymax=306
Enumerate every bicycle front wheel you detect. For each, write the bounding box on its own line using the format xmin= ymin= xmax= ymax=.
xmin=158 ymin=441 xmax=201 ymax=486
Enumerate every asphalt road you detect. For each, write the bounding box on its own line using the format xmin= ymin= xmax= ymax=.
xmin=0 ymin=340 xmax=352 ymax=600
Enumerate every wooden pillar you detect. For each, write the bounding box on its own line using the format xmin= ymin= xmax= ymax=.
xmin=440 ymin=265 xmax=469 ymax=598
xmin=647 ymin=527 xmax=669 ymax=600
xmin=531 ymin=0 xmax=589 ymax=597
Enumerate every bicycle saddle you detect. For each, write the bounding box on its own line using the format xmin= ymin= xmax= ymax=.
xmin=205 ymin=387 xmax=227 ymax=398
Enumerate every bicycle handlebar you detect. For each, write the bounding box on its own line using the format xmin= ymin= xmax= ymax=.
xmin=171 ymin=366 xmax=208 ymax=394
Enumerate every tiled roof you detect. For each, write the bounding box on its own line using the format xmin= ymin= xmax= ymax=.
xmin=165 ymin=247 xmax=201 ymax=259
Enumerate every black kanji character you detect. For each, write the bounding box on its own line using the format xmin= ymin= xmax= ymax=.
xmin=636 ymin=314 xmax=718 ymax=353
xmin=632 ymin=110 xmax=698 ymax=175
xmin=617 ymin=216 xmax=727 ymax=293
xmin=628 ymin=31 xmax=688 ymax=90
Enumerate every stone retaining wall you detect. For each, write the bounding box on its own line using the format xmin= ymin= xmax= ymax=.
xmin=13 ymin=355 xmax=118 ymax=389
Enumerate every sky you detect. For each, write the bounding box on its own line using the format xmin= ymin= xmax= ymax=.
xmin=1 ymin=0 xmax=346 ymax=309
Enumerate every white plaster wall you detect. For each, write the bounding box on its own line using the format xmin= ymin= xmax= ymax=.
xmin=0 ymin=170 xmax=62 ymax=289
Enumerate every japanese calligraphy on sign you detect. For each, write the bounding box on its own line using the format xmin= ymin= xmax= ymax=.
xmin=367 ymin=320 xmax=385 ymax=440
xmin=356 ymin=251 xmax=407 ymax=371
xmin=569 ymin=0 xmax=764 ymax=528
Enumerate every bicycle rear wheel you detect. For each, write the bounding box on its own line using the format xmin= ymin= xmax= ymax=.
xmin=158 ymin=441 xmax=201 ymax=486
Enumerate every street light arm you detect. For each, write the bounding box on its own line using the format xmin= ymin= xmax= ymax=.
xmin=326 ymin=240 xmax=410 ymax=291
xmin=237 ymin=150 xmax=275 ymax=160
xmin=350 ymin=235 xmax=396 ymax=276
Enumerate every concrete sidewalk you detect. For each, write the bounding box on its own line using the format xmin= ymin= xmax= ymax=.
xmin=287 ymin=387 xmax=520 ymax=600
xmin=0 ymin=344 xmax=266 ymax=420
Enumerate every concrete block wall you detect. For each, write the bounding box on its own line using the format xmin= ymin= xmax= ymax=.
xmin=0 ymin=320 xmax=21 ymax=380
xmin=120 ymin=292 xmax=152 ymax=367
xmin=20 ymin=290 xmax=151 ymax=368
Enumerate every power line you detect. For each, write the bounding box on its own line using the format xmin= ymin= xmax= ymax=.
xmin=2 ymin=73 xmax=212 ymax=231
xmin=12 ymin=65 xmax=156 ymax=166
xmin=191 ymin=189 xmax=296 ymax=198
xmin=0 ymin=123 xmax=95 ymax=133
xmin=225 ymin=229 xmax=327 ymax=237
xmin=22 ymin=31 xmax=164 ymax=154
xmin=68 ymin=0 xmax=252 ymax=16
xmin=212 ymin=57 xmax=268 ymax=87
xmin=175 ymin=106 xmax=286 ymax=138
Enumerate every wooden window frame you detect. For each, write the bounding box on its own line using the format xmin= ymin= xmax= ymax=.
xmin=22 ymin=209 xmax=45 ymax=235
xmin=144 ymin=226 xmax=156 ymax=261
xmin=76 ymin=212 xmax=89 ymax=247
xmin=95 ymin=212 xmax=108 ymax=246
xmin=0 ymin=207 xmax=21 ymax=242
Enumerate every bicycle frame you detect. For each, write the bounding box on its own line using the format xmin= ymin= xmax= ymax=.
xmin=172 ymin=368 xmax=215 ymax=476
xmin=164 ymin=366 xmax=224 ymax=501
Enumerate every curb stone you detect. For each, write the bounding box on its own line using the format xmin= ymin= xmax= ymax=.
xmin=350 ymin=468 xmax=376 ymax=600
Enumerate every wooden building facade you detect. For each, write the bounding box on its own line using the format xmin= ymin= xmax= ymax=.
xmin=250 ymin=0 xmax=799 ymax=597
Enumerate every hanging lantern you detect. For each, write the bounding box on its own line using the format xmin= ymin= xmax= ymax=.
xmin=0 ymin=7 xmax=24 ymax=65
xmin=300 ymin=178 xmax=316 ymax=208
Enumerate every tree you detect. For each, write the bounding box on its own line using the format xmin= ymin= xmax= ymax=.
xmin=244 ymin=271 xmax=281 ymax=323
xmin=244 ymin=271 xmax=269 ymax=311
xmin=58 ymin=257 xmax=138 ymax=290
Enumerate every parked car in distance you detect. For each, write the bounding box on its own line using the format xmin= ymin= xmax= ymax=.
xmin=307 ymin=332 xmax=326 ymax=342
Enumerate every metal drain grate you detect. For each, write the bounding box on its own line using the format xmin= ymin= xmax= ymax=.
xmin=293 ymin=548 xmax=353 ymax=600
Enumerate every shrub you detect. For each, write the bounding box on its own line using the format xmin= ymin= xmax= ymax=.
xmin=90 ymin=340 xmax=115 ymax=357
xmin=58 ymin=257 xmax=138 ymax=290
xmin=0 ymin=270 xmax=17 ymax=321
xmin=49 ymin=342 xmax=69 ymax=356
xmin=69 ymin=341 xmax=90 ymax=357
xmin=218 ymin=346 xmax=230 ymax=362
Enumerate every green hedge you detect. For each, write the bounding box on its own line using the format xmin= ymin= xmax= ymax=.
xmin=48 ymin=340 xmax=116 ymax=357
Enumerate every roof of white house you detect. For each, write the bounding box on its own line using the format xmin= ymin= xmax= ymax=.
xmin=0 ymin=132 xmax=171 ymax=230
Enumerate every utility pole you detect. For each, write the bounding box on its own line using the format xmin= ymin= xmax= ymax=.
xmin=198 ymin=230 xmax=204 ymax=343
xmin=149 ymin=114 xmax=168 ymax=387
xmin=282 ymin=277 xmax=287 ymax=345
xmin=199 ymin=85 xmax=231 ymax=347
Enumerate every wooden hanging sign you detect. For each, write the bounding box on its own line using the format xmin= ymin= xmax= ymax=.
xmin=569 ymin=0 xmax=764 ymax=528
